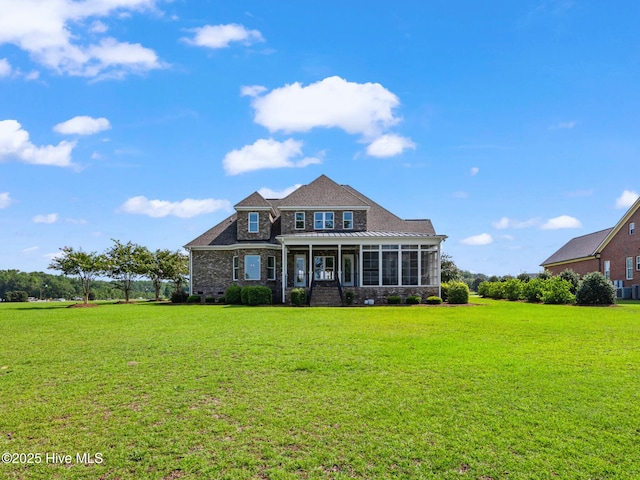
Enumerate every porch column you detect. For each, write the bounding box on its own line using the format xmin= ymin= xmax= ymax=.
xmin=338 ymin=244 xmax=342 ymax=284
xmin=188 ymin=249 xmax=193 ymax=295
xmin=437 ymin=243 xmax=442 ymax=298
xmin=308 ymin=244 xmax=313 ymax=288
xmin=281 ymin=241 xmax=287 ymax=304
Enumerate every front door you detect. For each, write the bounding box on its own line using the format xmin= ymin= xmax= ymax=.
xmin=342 ymin=254 xmax=354 ymax=286
xmin=294 ymin=254 xmax=306 ymax=287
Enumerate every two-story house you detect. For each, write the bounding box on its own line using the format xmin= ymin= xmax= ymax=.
xmin=184 ymin=174 xmax=446 ymax=305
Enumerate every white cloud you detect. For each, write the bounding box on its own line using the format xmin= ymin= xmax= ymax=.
xmin=22 ymin=246 xmax=39 ymax=254
xmin=241 ymin=85 xmax=267 ymax=97
xmin=33 ymin=213 xmax=58 ymax=224
xmin=0 ymin=0 xmax=163 ymax=79
xmin=470 ymin=167 xmax=480 ymax=176
xmin=120 ymin=196 xmax=231 ymax=218
xmin=0 ymin=58 xmax=11 ymax=77
xmin=0 ymin=192 xmax=12 ymax=208
xmin=258 ymin=184 xmax=302 ymax=199
xmin=223 ymin=138 xmax=322 ymax=175
xmin=366 ymin=134 xmax=416 ymax=158
xmin=54 ymin=116 xmax=111 ymax=135
xmin=492 ymin=217 xmax=539 ymax=229
xmin=182 ymin=23 xmax=264 ymax=49
xmin=249 ymin=76 xmax=402 ymax=139
xmin=541 ymin=215 xmax=582 ymax=230
xmin=549 ymin=121 xmax=576 ymax=130
xmin=461 ymin=233 xmax=493 ymax=246
xmin=0 ymin=119 xmax=76 ymax=167
xmin=615 ymin=190 xmax=639 ymax=209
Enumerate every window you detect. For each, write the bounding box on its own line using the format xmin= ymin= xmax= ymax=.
xmin=232 ymin=256 xmax=239 ymax=281
xmin=381 ymin=245 xmax=399 ymax=285
xmin=604 ymin=260 xmax=610 ymax=280
xmin=343 ymin=212 xmax=353 ymax=229
xmin=314 ymin=212 xmax=334 ymax=229
xmin=248 ymin=212 xmax=259 ymax=233
xmin=630 ymin=222 xmax=636 ymax=235
xmin=362 ymin=250 xmax=379 ymax=286
xmin=626 ymin=257 xmax=633 ymax=280
xmin=267 ymin=256 xmax=276 ymax=280
xmin=295 ymin=212 xmax=305 ymax=230
xmin=245 ymin=255 xmax=260 ymax=280
xmin=402 ymin=250 xmax=418 ymax=285
xmin=314 ymin=256 xmax=335 ymax=280
xmin=637 ymin=256 xmax=640 ymax=271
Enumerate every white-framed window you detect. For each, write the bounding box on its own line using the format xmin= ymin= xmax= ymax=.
xmin=248 ymin=212 xmax=259 ymax=233
xmin=636 ymin=256 xmax=640 ymax=271
xmin=245 ymin=255 xmax=260 ymax=280
xmin=343 ymin=211 xmax=353 ymax=229
xmin=626 ymin=257 xmax=633 ymax=280
xmin=267 ymin=256 xmax=276 ymax=280
xmin=361 ymin=244 xmax=437 ymax=286
xmin=232 ymin=256 xmax=239 ymax=281
xmin=295 ymin=212 xmax=305 ymax=230
xmin=630 ymin=222 xmax=635 ymax=235
xmin=314 ymin=256 xmax=335 ymax=281
xmin=604 ymin=260 xmax=610 ymax=280
xmin=314 ymin=212 xmax=334 ymax=229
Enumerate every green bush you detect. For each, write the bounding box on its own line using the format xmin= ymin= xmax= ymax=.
xmin=541 ymin=277 xmax=575 ymax=305
xmin=576 ymin=271 xmax=616 ymax=305
xmin=242 ymin=286 xmax=272 ymax=306
xmin=344 ymin=290 xmax=354 ymax=305
xmin=170 ymin=291 xmax=189 ymax=303
xmin=559 ymin=268 xmax=580 ymax=294
xmin=186 ymin=295 xmax=201 ymax=304
xmin=503 ymin=279 xmax=523 ymax=301
xmin=426 ymin=295 xmax=443 ymax=305
xmin=538 ymin=270 xmax=553 ymax=280
xmin=440 ymin=282 xmax=450 ymax=302
xmin=447 ymin=282 xmax=469 ymax=304
xmin=4 ymin=290 xmax=28 ymax=302
xmin=290 ymin=288 xmax=307 ymax=306
xmin=205 ymin=296 xmax=216 ymax=304
xmin=405 ymin=295 xmax=421 ymax=305
xmin=225 ymin=284 xmax=242 ymax=305
xmin=387 ymin=295 xmax=401 ymax=304
xmin=488 ymin=282 xmax=505 ymax=300
xmin=522 ymin=278 xmax=545 ymax=303
xmin=477 ymin=281 xmax=491 ymax=298
xmin=517 ymin=273 xmax=531 ymax=283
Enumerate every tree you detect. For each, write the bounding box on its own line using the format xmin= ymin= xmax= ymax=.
xmin=104 ymin=240 xmax=153 ymax=302
xmin=440 ymin=253 xmax=461 ymax=283
xmin=48 ymin=247 xmax=105 ymax=304
xmin=146 ymin=249 xmax=187 ymax=301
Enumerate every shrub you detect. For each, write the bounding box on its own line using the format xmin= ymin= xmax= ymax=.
xmin=4 ymin=290 xmax=28 ymax=302
xmin=576 ymin=271 xmax=616 ymax=305
xmin=242 ymin=286 xmax=272 ymax=306
xmin=426 ymin=296 xmax=443 ymax=305
xmin=559 ymin=268 xmax=580 ymax=294
xmin=225 ymin=284 xmax=242 ymax=305
xmin=522 ymin=278 xmax=545 ymax=303
xmin=488 ymin=282 xmax=505 ymax=300
xmin=477 ymin=281 xmax=491 ymax=298
xmin=290 ymin=288 xmax=307 ymax=306
xmin=447 ymin=282 xmax=469 ymax=304
xmin=387 ymin=295 xmax=401 ymax=304
xmin=440 ymin=282 xmax=450 ymax=302
xmin=205 ymin=296 xmax=217 ymax=304
xmin=405 ymin=295 xmax=421 ymax=305
xmin=170 ymin=291 xmax=189 ymax=303
xmin=344 ymin=290 xmax=354 ymax=305
xmin=503 ymin=279 xmax=523 ymax=301
xmin=541 ymin=277 xmax=575 ymax=305
xmin=186 ymin=295 xmax=201 ymax=304
xmin=537 ymin=270 xmax=553 ymax=280
xmin=517 ymin=273 xmax=531 ymax=283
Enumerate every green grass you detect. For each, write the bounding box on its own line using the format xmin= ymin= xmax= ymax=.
xmin=1 ymin=299 xmax=639 ymax=479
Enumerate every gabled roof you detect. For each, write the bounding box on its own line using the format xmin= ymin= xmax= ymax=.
xmin=277 ymin=174 xmax=369 ymax=208
xmin=541 ymin=228 xmax=613 ymax=266
xmin=185 ymin=214 xmax=238 ymax=247
xmin=234 ymin=191 xmax=273 ymax=210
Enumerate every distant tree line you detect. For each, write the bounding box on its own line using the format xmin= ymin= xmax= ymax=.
xmin=2 ymin=239 xmax=188 ymax=303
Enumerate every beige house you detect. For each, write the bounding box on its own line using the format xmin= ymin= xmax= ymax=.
xmin=185 ymin=175 xmax=446 ymax=305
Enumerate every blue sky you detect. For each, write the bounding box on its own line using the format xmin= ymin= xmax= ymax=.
xmin=1 ymin=0 xmax=639 ymax=276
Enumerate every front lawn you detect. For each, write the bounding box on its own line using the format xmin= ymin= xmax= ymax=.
xmin=1 ymin=299 xmax=638 ymax=479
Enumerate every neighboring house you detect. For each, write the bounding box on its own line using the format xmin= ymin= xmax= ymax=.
xmin=184 ymin=174 xmax=446 ymax=305
xmin=541 ymin=197 xmax=640 ymax=288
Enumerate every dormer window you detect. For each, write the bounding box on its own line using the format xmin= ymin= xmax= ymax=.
xmin=314 ymin=212 xmax=334 ymax=229
xmin=343 ymin=212 xmax=353 ymax=229
xmin=248 ymin=212 xmax=259 ymax=233
xmin=295 ymin=212 xmax=305 ymax=229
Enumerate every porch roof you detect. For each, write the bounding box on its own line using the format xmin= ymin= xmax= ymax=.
xmin=277 ymin=231 xmax=446 ymax=245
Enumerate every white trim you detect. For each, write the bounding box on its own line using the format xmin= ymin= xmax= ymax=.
xmin=343 ymin=211 xmax=353 ymax=229
xmin=294 ymin=211 xmax=305 ymax=230
xmin=188 ymin=249 xmax=193 ymax=295
xmin=314 ymin=211 xmax=335 ymax=230
xmin=248 ymin=212 xmax=259 ymax=233
xmin=244 ymin=255 xmax=261 ymax=281
xmin=187 ymin=243 xmax=281 ymax=251
xmin=278 ymin=205 xmax=370 ymax=211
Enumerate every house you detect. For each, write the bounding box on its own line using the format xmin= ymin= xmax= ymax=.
xmin=184 ymin=174 xmax=446 ymax=305
xmin=541 ymin=197 xmax=640 ymax=290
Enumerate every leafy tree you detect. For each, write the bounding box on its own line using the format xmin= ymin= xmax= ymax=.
xmin=48 ymin=247 xmax=105 ymax=304
xmin=440 ymin=253 xmax=461 ymax=283
xmin=576 ymin=271 xmax=616 ymax=305
xmin=104 ymin=240 xmax=153 ymax=302
xmin=146 ymin=249 xmax=188 ymax=301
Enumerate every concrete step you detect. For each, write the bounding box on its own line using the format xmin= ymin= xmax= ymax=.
xmin=310 ymin=285 xmax=342 ymax=306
